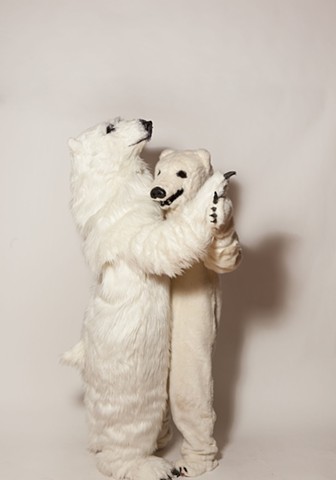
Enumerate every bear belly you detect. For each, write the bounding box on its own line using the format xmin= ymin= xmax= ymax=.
xmin=83 ymin=263 xmax=170 ymax=394
xmin=171 ymin=262 xmax=218 ymax=348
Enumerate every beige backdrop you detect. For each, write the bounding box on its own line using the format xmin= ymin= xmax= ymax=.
xmin=1 ymin=1 xmax=335 ymax=479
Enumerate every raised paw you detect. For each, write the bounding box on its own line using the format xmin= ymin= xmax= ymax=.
xmin=214 ymin=171 xmax=236 ymax=203
xmin=209 ymin=193 xmax=232 ymax=228
xmin=210 ymin=213 xmax=217 ymax=224
xmin=224 ymin=170 xmax=236 ymax=180
xmin=208 ymin=201 xmax=219 ymax=225
xmin=210 ymin=197 xmax=221 ymax=223
xmin=208 ymin=188 xmax=226 ymax=226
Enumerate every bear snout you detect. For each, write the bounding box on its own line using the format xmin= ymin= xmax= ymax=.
xmin=150 ymin=186 xmax=166 ymax=199
xmin=139 ymin=119 xmax=153 ymax=136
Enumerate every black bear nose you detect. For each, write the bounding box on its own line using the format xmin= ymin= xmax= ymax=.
xmin=150 ymin=187 xmax=166 ymax=199
xmin=140 ymin=119 xmax=153 ymax=135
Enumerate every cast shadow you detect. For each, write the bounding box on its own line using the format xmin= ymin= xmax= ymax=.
xmin=213 ymin=185 xmax=293 ymax=454
xmin=142 ymin=147 xmax=166 ymax=175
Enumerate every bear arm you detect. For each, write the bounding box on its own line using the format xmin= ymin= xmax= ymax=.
xmin=204 ymin=216 xmax=242 ymax=273
xmin=118 ymin=172 xmax=226 ymax=277
xmin=81 ymin=206 xmax=212 ymax=278
xmin=81 ymin=172 xmax=224 ymax=277
xmin=127 ymin=213 xmax=213 ymax=277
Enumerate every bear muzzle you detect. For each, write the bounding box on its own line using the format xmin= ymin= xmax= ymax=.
xmin=139 ymin=119 xmax=153 ymax=138
xmin=150 ymin=188 xmax=185 ymax=207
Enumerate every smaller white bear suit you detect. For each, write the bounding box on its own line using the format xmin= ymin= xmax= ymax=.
xmin=151 ymin=149 xmax=242 ymax=477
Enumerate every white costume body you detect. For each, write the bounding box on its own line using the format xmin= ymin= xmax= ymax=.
xmin=151 ymin=149 xmax=242 ymax=476
xmin=63 ymin=120 xmax=227 ymax=480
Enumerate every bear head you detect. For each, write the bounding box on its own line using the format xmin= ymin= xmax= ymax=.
xmin=150 ymin=149 xmax=213 ymax=211
xmin=68 ymin=117 xmax=153 ymax=173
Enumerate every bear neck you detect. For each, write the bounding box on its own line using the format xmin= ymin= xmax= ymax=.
xmin=163 ymin=203 xmax=184 ymax=219
xmin=71 ymin=154 xmax=150 ymax=233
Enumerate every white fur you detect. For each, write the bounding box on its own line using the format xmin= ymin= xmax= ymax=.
xmin=151 ymin=149 xmax=242 ymax=477
xmin=63 ymin=119 xmax=226 ymax=480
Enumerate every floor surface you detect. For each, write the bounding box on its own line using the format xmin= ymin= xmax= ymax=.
xmin=1 ymin=403 xmax=335 ymax=480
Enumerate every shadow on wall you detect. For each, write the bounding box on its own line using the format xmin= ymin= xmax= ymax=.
xmin=142 ymin=147 xmax=166 ymax=175
xmin=214 ymin=184 xmax=293 ymax=453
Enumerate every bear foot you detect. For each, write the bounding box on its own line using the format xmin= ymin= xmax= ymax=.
xmin=174 ymin=457 xmax=218 ymax=477
xmin=96 ymin=452 xmax=177 ymax=480
xmin=133 ymin=456 xmax=176 ymax=480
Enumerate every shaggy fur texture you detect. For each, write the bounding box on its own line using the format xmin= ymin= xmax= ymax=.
xmin=151 ymin=149 xmax=242 ymax=477
xmin=63 ymin=119 xmax=227 ymax=480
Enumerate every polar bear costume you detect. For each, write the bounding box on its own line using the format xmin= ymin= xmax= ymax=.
xmin=150 ymin=149 xmax=242 ymax=477
xmin=63 ymin=119 xmax=228 ymax=480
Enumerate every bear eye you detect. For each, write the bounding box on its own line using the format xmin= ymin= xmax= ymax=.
xmin=176 ymin=170 xmax=187 ymax=178
xmin=106 ymin=124 xmax=115 ymax=134
xmin=157 ymin=170 xmax=161 ymax=176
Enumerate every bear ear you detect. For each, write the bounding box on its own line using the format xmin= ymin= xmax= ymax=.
xmin=197 ymin=149 xmax=213 ymax=173
xmin=159 ymin=149 xmax=174 ymax=159
xmin=68 ymin=138 xmax=81 ymax=154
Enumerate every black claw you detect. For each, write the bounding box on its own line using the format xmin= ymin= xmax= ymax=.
xmin=211 ymin=206 xmax=217 ymax=212
xmin=183 ymin=467 xmax=188 ymax=473
xmin=171 ymin=468 xmax=181 ymax=477
xmin=213 ymin=192 xmax=219 ymax=204
xmin=210 ymin=213 xmax=217 ymax=223
xmin=224 ymin=170 xmax=236 ymax=180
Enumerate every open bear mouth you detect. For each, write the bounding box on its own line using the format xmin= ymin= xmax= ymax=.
xmin=129 ymin=134 xmax=152 ymax=147
xmin=160 ymin=188 xmax=184 ymax=207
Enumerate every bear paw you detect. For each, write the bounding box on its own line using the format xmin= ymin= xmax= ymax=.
xmin=173 ymin=457 xmax=218 ymax=477
xmin=208 ymin=192 xmax=232 ymax=228
xmin=96 ymin=453 xmax=176 ymax=480
xmin=132 ymin=456 xmax=176 ymax=480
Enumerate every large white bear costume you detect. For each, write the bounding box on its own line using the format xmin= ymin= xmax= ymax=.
xmin=150 ymin=149 xmax=242 ymax=477
xmin=62 ymin=119 xmax=228 ymax=480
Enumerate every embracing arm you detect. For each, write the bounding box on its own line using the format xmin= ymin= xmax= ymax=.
xmin=127 ymin=213 xmax=213 ymax=277
xmin=83 ymin=172 xmax=225 ymax=277
xmin=84 ymin=203 xmax=216 ymax=277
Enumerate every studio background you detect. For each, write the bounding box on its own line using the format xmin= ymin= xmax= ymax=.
xmin=1 ymin=1 xmax=335 ymax=479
